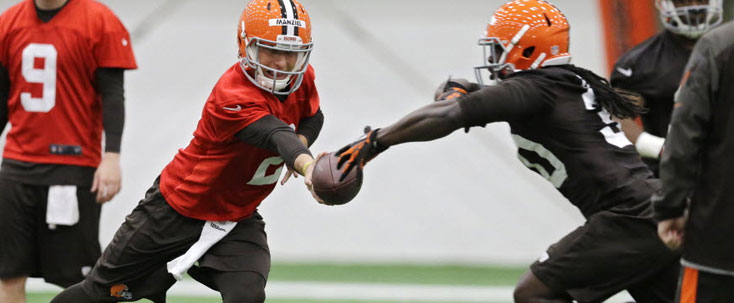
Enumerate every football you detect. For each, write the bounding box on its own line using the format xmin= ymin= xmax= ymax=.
xmin=311 ymin=152 xmax=363 ymax=205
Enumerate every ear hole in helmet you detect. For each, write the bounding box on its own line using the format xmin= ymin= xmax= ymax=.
xmin=543 ymin=13 xmax=552 ymax=26
xmin=523 ymin=46 xmax=535 ymax=58
xmin=267 ymin=2 xmax=271 ymax=10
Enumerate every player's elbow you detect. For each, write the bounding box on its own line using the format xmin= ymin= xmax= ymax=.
xmin=436 ymin=102 xmax=466 ymax=131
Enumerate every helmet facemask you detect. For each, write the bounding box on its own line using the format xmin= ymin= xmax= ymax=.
xmin=656 ymin=0 xmax=723 ymax=39
xmin=474 ymin=37 xmax=514 ymax=85
xmin=240 ymin=36 xmax=313 ymax=95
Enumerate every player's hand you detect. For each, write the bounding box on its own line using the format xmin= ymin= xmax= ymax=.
xmin=434 ymin=77 xmax=479 ymax=133
xmin=280 ymin=168 xmax=298 ymax=185
xmin=434 ymin=77 xmax=479 ymax=101
xmin=305 ymin=152 xmax=326 ymax=204
xmin=92 ymin=152 xmax=122 ymax=203
xmin=336 ymin=126 xmax=387 ymax=181
xmin=657 ymin=216 xmax=687 ymax=250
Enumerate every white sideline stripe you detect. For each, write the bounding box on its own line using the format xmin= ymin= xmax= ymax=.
xmin=26 ymin=278 xmax=634 ymax=302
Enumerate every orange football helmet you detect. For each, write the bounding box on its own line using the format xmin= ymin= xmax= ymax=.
xmin=237 ymin=0 xmax=313 ymax=95
xmin=474 ymin=0 xmax=571 ymax=84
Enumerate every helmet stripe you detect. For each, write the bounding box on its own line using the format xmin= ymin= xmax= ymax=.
xmin=291 ymin=1 xmax=299 ymax=36
xmin=278 ymin=0 xmax=296 ymax=37
xmin=277 ymin=0 xmax=288 ymax=35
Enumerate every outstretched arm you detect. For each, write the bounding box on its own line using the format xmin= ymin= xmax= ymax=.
xmin=237 ymin=115 xmax=323 ymax=202
xmin=281 ymin=109 xmax=324 ymax=184
xmin=377 ymin=100 xmax=465 ymax=146
xmin=337 ymin=78 xmax=552 ymax=179
xmin=236 ymin=115 xmax=315 ymax=175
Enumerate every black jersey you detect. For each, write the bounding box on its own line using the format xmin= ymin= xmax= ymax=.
xmin=611 ymin=31 xmax=692 ymax=138
xmin=459 ymin=67 xmax=655 ymax=218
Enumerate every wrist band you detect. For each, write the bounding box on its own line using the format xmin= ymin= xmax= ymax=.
xmin=301 ymin=160 xmax=315 ymax=174
xmin=635 ymin=132 xmax=665 ymax=159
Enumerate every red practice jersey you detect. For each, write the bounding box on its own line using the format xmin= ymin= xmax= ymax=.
xmin=0 ymin=0 xmax=137 ymax=167
xmin=160 ymin=64 xmax=320 ymax=222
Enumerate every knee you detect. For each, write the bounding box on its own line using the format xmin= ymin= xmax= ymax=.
xmin=221 ymin=286 xmax=265 ymax=303
xmin=219 ymin=272 xmax=266 ymax=303
xmin=513 ymin=270 xmax=558 ymax=303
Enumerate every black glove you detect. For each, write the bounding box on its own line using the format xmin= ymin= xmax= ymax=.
xmin=336 ymin=126 xmax=388 ymax=181
xmin=434 ymin=77 xmax=480 ymax=102
xmin=434 ymin=77 xmax=479 ymax=133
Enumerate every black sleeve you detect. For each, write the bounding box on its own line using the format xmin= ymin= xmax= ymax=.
xmin=296 ymin=108 xmax=323 ymax=147
xmin=458 ymin=77 xmax=554 ymax=128
xmin=0 ymin=64 xmax=8 ymax=135
xmin=652 ymin=36 xmax=716 ymax=221
xmin=236 ymin=115 xmax=312 ymax=169
xmin=95 ymin=68 xmax=125 ymax=153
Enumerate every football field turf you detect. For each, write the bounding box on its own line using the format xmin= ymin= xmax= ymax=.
xmin=26 ymin=263 xmax=525 ymax=303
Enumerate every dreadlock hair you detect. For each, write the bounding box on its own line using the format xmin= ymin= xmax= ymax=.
xmin=559 ymin=65 xmax=646 ymax=119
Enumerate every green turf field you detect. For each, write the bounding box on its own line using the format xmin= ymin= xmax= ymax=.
xmin=269 ymin=262 xmax=524 ymax=286
xmin=26 ymin=262 xmax=526 ymax=303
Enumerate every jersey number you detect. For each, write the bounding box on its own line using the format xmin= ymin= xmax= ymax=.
xmin=579 ymin=77 xmax=631 ymax=148
xmin=247 ymin=157 xmax=285 ymax=185
xmin=21 ymin=43 xmax=57 ymax=113
xmin=512 ymin=134 xmax=568 ymax=188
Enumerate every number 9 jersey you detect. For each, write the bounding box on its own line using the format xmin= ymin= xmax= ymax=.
xmin=0 ymin=0 xmax=137 ymax=167
xmin=159 ymin=64 xmax=320 ymax=222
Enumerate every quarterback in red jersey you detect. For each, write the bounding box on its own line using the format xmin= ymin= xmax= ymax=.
xmin=52 ymin=0 xmax=323 ymax=302
xmin=0 ymin=0 xmax=136 ymax=300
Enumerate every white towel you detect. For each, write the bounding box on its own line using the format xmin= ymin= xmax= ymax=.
xmin=167 ymin=221 xmax=237 ymax=280
xmin=46 ymin=185 xmax=79 ymax=228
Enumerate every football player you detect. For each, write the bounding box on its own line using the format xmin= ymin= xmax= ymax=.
xmin=337 ymin=0 xmax=680 ymax=302
xmin=51 ymin=0 xmax=323 ymax=302
xmin=611 ymin=0 xmax=723 ymax=176
xmin=0 ymin=0 xmax=136 ymax=301
xmin=653 ymin=21 xmax=734 ymax=303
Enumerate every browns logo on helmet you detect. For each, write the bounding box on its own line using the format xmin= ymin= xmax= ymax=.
xmin=474 ymin=0 xmax=571 ymax=84
xmin=237 ymin=0 xmax=313 ymax=95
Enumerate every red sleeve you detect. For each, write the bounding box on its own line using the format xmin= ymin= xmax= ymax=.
xmin=304 ymin=65 xmax=320 ymax=116
xmin=91 ymin=4 xmax=137 ymax=69
xmin=206 ymin=98 xmax=273 ymax=142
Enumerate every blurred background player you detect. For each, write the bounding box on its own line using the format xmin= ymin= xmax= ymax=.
xmin=0 ymin=0 xmax=136 ymax=302
xmin=336 ymin=0 xmax=680 ymax=302
xmin=611 ymin=0 xmax=723 ymax=176
xmin=653 ymin=21 xmax=734 ymax=303
xmin=51 ymin=0 xmax=323 ymax=302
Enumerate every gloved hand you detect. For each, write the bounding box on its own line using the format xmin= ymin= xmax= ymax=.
xmin=434 ymin=77 xmax=480 ymax=133
xmin=336 ymin=126 xmax=388 ymax=181
xmin=434 ymin=77 xmax=480 ymax=101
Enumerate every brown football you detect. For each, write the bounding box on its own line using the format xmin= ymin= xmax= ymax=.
xmin=311 ymin=152 xmax=363 ymax=205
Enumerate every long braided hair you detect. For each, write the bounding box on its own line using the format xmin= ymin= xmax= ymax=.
xmin=560 ymin=65 xmax=646 ymax=119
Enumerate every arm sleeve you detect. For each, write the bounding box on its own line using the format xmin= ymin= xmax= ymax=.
xmin=458 ymin=77 xmax=554 ymax=128
xmin=652 ymin=37 xmax=717 ymax=221
xmin=0 ymin=63 xmax=9 ymax=135
xmin=296 ymin=108 xmax=323 ymax=147
xmin=94 ymin=8 xmax=137 ymax=69
xmin=236 ymin=115 xmax=312 ymax=169
xmin=96 ymin=68 xmax=125 ymax=153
